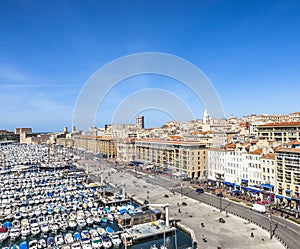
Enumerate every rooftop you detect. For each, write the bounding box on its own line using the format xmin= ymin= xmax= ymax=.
xmin=262 ymin=153 xmax=275 ymax=159
xmin=258 ymin=122 xmax=300 ymax=127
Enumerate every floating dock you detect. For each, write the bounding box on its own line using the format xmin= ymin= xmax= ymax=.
xmin=126 ymin=219 xmax=175 ymax=242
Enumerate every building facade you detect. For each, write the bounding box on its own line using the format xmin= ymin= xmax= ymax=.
xmin=135 ymin=139 xmax=207 ymax=178
xmin=257 ymin=122 xmax=300 ymax=142
xmin=275 ymin=145 xmax=300 ymax=199
xmin=73 ymin=135 xmax=117 ymax=158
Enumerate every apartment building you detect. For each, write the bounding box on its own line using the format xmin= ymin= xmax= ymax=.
xmin=257 ymin=122 xmax=300 ymax=142
xmin=208 ymin=147 xmax=262 ymax=189
xmin=115 ymin=138 xmax=136 ymax=163
xmin=245 ymin=149 xmax=262 ymax=186
xmin=261 ymin=153 xmax=276 ymax=191
xmin=208 ymin=149 xmax=226 ymax=182
xmin=135 ymin=138 xmax=207 ymax=178
xmin=224 ymin=150 xmax=244 ymax=185
xmin=275 ymin=143 xmax=300 ymax=200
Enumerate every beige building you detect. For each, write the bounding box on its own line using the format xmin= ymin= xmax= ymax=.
xmin=20 ymin=132 xmax=51 ymax=144
xmin=73 ymin=135 xmax=117 ymax=158
xmin=257 ymin=122 xmax=300 ymax=143
xmin=15 ymin=128 xmax=32 ymax=135
xmin=260 ymin=153 xmax=276 ymax=191
xmin=275 ymin=144 xmax=300 ymax=200
xmin=116 ymin=138 xmax=136 ymax=163
xmin=135 ymin=138 xmax=207 ymax=179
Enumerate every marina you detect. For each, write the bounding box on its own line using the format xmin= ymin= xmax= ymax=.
xmin=0 ymin=144 xmax=192 ymax=249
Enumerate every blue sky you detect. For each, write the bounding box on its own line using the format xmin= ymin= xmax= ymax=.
xmin=0 ymin=0 xmax=300 ymax=132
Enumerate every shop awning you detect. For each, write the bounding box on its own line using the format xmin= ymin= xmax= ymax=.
xmin=276 ymin=194 xmax=284 ymax=199
xmin=261 ymin=183 xmax=274 ymax=189
xmin=224 ymin=181 xmax=234 ymax=186
xmin=246 ymin=187 xmax=261 ymax=193
xmin=285 ymin=189 xmax=291 ymax=194
xmin=291 ymin=198 xmax=300 ymax=203
xmin=241 ymin=179 xmax=248 ymax=183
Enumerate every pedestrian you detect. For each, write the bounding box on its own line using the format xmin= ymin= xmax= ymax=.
xmin=178 ymin=208 xmax=181 ymax=213
xmin=250 ymin=232 xmax=254 ymax=238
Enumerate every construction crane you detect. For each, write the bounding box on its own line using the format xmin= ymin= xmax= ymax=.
xmin=146 ymin=203 xmax=170 ymax=227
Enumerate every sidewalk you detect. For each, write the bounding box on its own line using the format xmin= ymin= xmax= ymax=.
xmin=81 ymin=159 xmax=285 ymax=249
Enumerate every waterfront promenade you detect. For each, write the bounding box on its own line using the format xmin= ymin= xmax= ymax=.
xmin=81 ymin=158 xmax=285 ymax=249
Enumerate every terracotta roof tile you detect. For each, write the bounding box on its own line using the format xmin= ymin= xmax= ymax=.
xmin=259 ymin=122 xmax=300 ymax=127
xmin=249 ymin=148 xmax=262 ymax=155
xmin=262 ymin=153 xmax=275 ymax=159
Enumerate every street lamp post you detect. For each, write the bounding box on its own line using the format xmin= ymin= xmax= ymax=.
xmin=269 ymin=194 xmax=274 ymax=239
xmin=180 ymin=182 xmax=183 ymax=197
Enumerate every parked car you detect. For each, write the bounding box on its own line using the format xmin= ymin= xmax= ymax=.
xmin=196 ymin=188 xmax=204 ymax=194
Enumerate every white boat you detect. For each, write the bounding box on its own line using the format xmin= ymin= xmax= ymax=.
xmin=96 ymin=227 xmax=106 ymax=236
xmin=40 ymin=223 xmax=49 ymax=234
xmin=64 ymin=233 xmax=74 ymax=244
xmin=50 ymin=223 xmax=59 ymax=234
xmin=37 ymin=238 xmax=47 ymax=249
xmin=37 ymin=216 xmax=45 ymax=226
xmin=46 ymin=215 xmax=54 ymax=224
xmin=120 ymin=232 xmax=133 ymax=246
xmin=71 ymin=242 xmax=81 ymax=249
xmin=60 ymin=220 xmax=69 ymax=231
xmin=14 ymin=212 xmax=22 ymax=220
xmin=93 ymin=216 xmax=101 ymax=225
xmin=86 ymin=216 xmax=94 ymax=226
xmin=21 ymin=219 xmax=29 ymax=228
xmin=12 ymin=220 xmax=21 ymax=228
xmin=81 ymin=230 xmax=91 ymax=244
xmin=55 ymin=234 xmax=64 ymax=246
xmin=68 ymin=218 xmax=77 ymax=229
xmin=82 ymin=244 xmax=92 ymax=249
xmin=61 ymin=246 xmax=71 ymax=249
xmin=0 ymin=227 xmax=9 ymax=242
xmin=54 ymin=214 xmax=61 ymax=223
xmin=107 ymin=213 xmax=114 ymax=223
xmin=34 ymin=208 xmax=41 ymax=217
xmin=29 ymin=218 xmax=39 ymax=228
xmin=9 ymin=227 xmax=21 ymax=240
xmin=21 ymin=225 xmax=31 ymax=237
xmin=76 ymin=216 xmax=86 ymax=228
xmin=91 ymin=236 xmax=103 ymax=248
xmin=28 ymin=239 xmax=38 ymax=249
xmin=31 ymin=225 xmax=40 ymax=237
xmin=110 ymin=234 xmax=122 ymax=247
xmin=101 ymin=235 xmax=112 ymax=249
xmin=150 ymin=245 xmax=158 ymax=249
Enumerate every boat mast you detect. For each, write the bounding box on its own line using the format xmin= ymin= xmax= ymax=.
xmin=48 ymin=143 xmax=50 ymax=166
xmin=174 ymin=223 xmax=178 ymax=249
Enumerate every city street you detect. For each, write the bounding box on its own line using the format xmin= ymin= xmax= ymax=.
xmin=79 ymin=158 xmax=288 ymax=249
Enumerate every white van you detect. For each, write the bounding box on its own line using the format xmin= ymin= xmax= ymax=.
xmin=250 ymin=204 xmax=266 ymax=213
